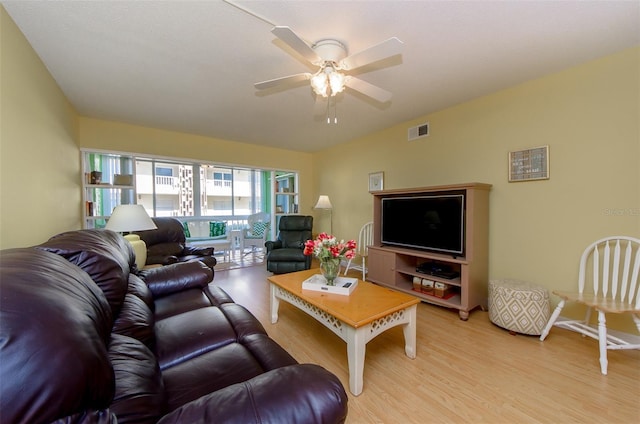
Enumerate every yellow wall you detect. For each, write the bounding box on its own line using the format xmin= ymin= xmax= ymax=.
xmin=315 ymin=47 xmax=639 ymax=328
xmin=0 ymin=8 xmax=79 ymax=248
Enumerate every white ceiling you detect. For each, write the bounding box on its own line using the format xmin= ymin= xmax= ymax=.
xmin=3 ymin=1 xmax=639 ymax=153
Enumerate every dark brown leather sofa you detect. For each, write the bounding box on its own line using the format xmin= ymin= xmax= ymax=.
xmin=0 ymin=229 xmax=347 ymax=423
xmin=134 ymin=217 xmax=217 ymax=269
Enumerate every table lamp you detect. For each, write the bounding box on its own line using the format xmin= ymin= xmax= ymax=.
xmin=105 ymin=204 xmax=157 ymax=269
xmin=314 ymin=195 xmax=333 ymax=234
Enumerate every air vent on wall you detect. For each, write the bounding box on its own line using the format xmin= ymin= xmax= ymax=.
xmin=408 ymin=122 xmax=429 ymax=141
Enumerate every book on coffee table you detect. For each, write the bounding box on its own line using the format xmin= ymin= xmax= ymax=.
xmin=302 ymin=274 xmax=358 ymax=295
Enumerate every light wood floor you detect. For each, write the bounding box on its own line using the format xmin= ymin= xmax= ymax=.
xmin=212 ymin=263 xmax=640 ymax=424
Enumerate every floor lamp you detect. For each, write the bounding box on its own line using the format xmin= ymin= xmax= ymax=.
xmin=105 ymin=204 xmax=157 ymax=270
xmin=314 ymin=195 xmax=333 ymax=235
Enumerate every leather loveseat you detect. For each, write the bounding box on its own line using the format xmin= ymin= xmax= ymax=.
xmin=0 ymin=229 xmax=348 ymax=423
xmin=134 ymin=217 xmax=218 ymax=269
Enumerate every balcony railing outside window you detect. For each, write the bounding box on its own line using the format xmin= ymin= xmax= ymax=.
xmin=213 ymin=180 xmax=232 ymax=188
xmin=135 ymin=159 xmax=279 ymax=222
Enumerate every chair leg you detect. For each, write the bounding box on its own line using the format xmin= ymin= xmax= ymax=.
xmin=597 ymin=310 xmax=608 ymax=375
xmin=633 ymin=314 xmax=640 ymax=333
xmin=539 ymin=299 xmax=565 ymax=341
xmin=362 ymin=258 xmax=366 ymax=281
xmin=584 ymin=306 xmax=593 ymax=327
xmin=243 ymin=245 xmax=257 ymax=257
xmin=344 ymin=259 xmax=352 ymax=276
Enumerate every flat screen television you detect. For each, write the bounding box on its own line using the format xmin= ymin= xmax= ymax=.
xmin=381 ymin=193 xmax=465 ymax=256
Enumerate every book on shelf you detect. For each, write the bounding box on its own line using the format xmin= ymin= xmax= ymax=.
xmin=85 ymin=201 xmax=94 ymax=216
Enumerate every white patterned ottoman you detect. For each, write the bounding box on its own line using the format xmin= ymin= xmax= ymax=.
xmin=488 ymin=279 xmax=550 ymax=335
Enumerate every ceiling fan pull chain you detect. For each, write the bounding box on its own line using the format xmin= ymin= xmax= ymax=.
xmin=325 ymin=96 xmax=338 ymax=124
xmin=326 ymin=97 xmax=331 ymax=124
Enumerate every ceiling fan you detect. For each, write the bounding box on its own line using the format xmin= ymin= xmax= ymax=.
xmin=255 ymin=26 xmax=403 ymax=104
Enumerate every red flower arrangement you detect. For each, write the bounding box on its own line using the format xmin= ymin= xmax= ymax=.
xmin=303 ymin=232 xmax=357 ymax=261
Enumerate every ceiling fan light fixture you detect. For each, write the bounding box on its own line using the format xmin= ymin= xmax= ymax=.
xmin=311 ymin=71 xmax=329 ymax=97
xmin=255 ymin=27 xmax=403 ymax=105
xmin=328 ymin=71 xmax=345 ymax=95
xmin=311 ymin=65 xmax=346 ymax=97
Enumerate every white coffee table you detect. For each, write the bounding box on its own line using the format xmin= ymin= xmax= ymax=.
xmin=268 ymin=269 xmax=420 ymax=396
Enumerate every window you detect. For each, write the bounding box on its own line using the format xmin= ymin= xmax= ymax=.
xmin=135 ymin=158 xmax=283 ymax=222
xmin=156 ymin=167 xmax=173 ymax=177
xmin=83 ymin=149 xmax=297 ymax=241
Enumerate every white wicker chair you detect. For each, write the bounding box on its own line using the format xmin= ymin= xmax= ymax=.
xmin=241 ymin=212 xmax=270 ymax=256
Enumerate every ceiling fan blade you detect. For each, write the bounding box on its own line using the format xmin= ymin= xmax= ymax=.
xmin=339 ymin=37 xmax=403 ymax=71
xmin=345 ymin=77 xmax=392 ymax=103
xmin=254 ymin=73 xmax=312 ymax=90
xmin=271 ymin=26 xmax=322 ymax=65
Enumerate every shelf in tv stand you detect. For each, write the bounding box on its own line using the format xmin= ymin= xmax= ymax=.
xmin=368 ymin=245 xmax=479 ymax=320
xmin=380 ymin=245 xmax=469 ymax=264
xmin=404 ymin=270 xmax=461 ymax=287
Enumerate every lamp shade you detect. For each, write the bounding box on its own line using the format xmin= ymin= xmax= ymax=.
xmin=314 ymin=195 xmax=333 ymax=210
xmin=104 ymin=204 xmax=157 ymax=232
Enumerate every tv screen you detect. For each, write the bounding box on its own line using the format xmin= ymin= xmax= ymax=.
xmin=381 ymin=194 xmax=465 ymax=256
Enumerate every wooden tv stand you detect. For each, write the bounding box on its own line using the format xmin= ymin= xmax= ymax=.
xmin=367 ymin=183 xmax=491 ymax=320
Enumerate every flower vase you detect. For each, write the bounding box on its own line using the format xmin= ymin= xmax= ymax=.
xmin=320 ymin=258 xmax=341 ymax=286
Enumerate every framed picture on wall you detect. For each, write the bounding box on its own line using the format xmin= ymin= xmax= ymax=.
xmin=369 ymin=171 xmax=384 ymax=191
xmin=508 ymin=145 xmax=549 ymax=182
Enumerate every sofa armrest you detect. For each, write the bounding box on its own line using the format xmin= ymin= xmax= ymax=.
xmin=182 ymin=245 xmax=214 ymax=256
xmin=146 ymin=254 xmax=178 ymax=266
xmin=157 ymin=364 xmax=347 ymax=424
xmin=55 ymin=409 xmax=118 ymax=423
xmin=138 ymin=261 xmax=213 ymax=299
xmin=264 ymin=240 xmax=282 ymax=253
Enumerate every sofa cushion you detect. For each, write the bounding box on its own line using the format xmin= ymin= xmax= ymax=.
xmin=162 ymin=342 xmax=266 ymax=412
xmin=113 ymin=293 xmax=155 ymax=347
xmin=230 ymin=331 xmax=298 ymax=372
xmin=203 ymin=285 xmax=236 ymax=306
xmin=0 ymin=248 xmax=114 ymax=423
xmin=37 ymin=229 xmax=134 ymax=316
xmin=156 ymin=301 xmax=299 ymax=412
xmin=153 ymin=289 xmax=214 ymax=321
xmin=209 ymin=221 xmax=226 ymax=237
xmin=109 ymin=334 xmax=166 ymax=424
xmin=181 ymin=221 xmax=191 ymax=238
xmin=154 ymin=307 xmax=240 ymax=370
xmin=160 ymin=337 xmax=300 ymax=413
xmin=218 ymin=303 xmax=269 ymax=339
xmin=186 ymin=220 xmax=210 ymax=238
xmin=158 ymin=364 xmax=348 ymax=424
xmin=127 ymin=274 xmax=155 ymax=311
xmin=248 ymin=221 xmax=269 ymax=238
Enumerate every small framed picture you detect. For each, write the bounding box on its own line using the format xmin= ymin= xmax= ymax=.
xmin=509 ymin=145 xmax=549 ymax=182
xmin=369 ymin=171 xmax=384 ymax=191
